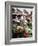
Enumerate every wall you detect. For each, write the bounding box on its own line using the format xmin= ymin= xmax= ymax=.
xmin=0 ymin=0 xmax=38 ymax=46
